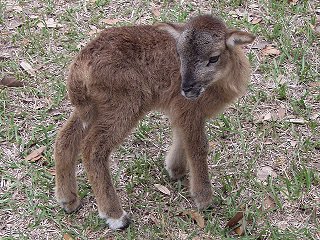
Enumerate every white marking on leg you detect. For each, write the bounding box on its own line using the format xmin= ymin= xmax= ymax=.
xmin=99 ymin=211 xmax=128 ymax=230
xmin=82 ymin=121 xmax=88 ymax=130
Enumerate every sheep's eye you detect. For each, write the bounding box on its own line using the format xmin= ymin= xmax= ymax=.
xmin=208 ymin=55 xmax=220 ymax=64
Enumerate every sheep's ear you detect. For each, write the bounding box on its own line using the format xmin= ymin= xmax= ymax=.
xmin=226 ymin=30 xmax=255 ymax=48
xmin=156 ymin=23 xmax=185 ymax=41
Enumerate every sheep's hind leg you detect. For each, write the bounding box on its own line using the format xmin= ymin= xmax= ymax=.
xmin=165 ymin=127 xmax=188 ymax=180
xmin=54 ymin=111 xmax=83 ymax=213
xmin=82 ymin=113 xmax=139 ymax=230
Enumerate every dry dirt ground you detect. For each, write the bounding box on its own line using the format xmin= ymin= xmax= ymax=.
xmin=0 ymin=0 xmax=320 ymax=239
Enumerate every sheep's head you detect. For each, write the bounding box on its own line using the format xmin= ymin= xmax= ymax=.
xmin=160 ymin=15 xmax=255 ymax=100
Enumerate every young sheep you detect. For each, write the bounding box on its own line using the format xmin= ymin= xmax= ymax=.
xmin=54 ymin=15 xmax=255 ymax=230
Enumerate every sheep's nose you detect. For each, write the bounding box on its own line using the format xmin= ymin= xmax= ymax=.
xmin=182 ymin=86 xmax=194 ymax=93
xmin=181 ymin=82 xmax=196 ymax=93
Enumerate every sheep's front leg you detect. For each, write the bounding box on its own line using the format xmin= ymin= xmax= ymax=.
xmin=182 ymin=121 xmax=212 ymax=210
xmin=165 ymin=128 xmax=188 ymax=180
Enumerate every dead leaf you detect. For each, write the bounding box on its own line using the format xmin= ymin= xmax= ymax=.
xmin=25 ymin=146 xmax=46 ymax=162
xmin=151 ymin=6 xmax=161 ymax=17
xmin=289 ymin=140 xmax=298 ymax=147
xmin=88 ymin=25 xmax=102 ymax=36
xmin=149 ymin=215 xmax=159 ymax=225
xmin=277 ymin=107 xmax=286 ymax=119
xmin=209 ymin=141 xmax=216 ymax=150
xmin=47 ymin=168 xmax=56 ymax=176
xmin=20 ymin=61 xmax=36 ymax=76
xmin=278 ymin=75 xmax=287 ymax=84
xmin=37 ymin=22 xmax=45 ymax=28
xmin=248 ymin=4 xmax=259 ymax=9
xmin=37 ymin=18 xmax=62 ymax=29
xmin=309 ymin=82 xmax=320 ymax=87
xmin=101 ymin=18 xmax=120 ymax=25
xmin=0 ymin=51 xmax=11 ymax=60
xmin=29 ymin=155 xmax=42 ymax=163
xmin=225 ymin=211 xmax=244 ymax=228
xmin=256 ymin=112 xmax=274 ymax=123
xmin=315 ymin=25 xmax=320 ymax=35
xmin=275 ymin=157 xmax=287 ymax=168
xmin=29 ymin=15 xmax=39 ymax=19
xmin=229 ymin=10 xmax=238 ymax=18
xmin=192 ymin=237 xmax=201 ymax=240
xmin=264 ymin=140 xmax=273 ymax=145
xmin=8 ymin=20 xmax=22 ymax=29
xmin=234 ymin=224 xmax=245 ymax=236
xmin=311 ymin=16 xmax=320 ymax=35
xmin=154 ymin=184 xmax=170 ymax=195
xmin=251 ymin=41 xmax=269 ymax=50
xmin=235 ymin=9 xmax=247 ymax=17
xmin=13 ymin=5 xmax=23 ymax=12
xmin=286 ymin=118 xmax=307 ymax=124
xmin=288 ymin=0 xmax=298 ymax=5
xmin=251 ymin=17 xmax=262 ymax=24
xmin=261 ymin=45 xmax=281 ymax=57
xmin=311 ymin=113 xmax=319 ymax=120
xmin=63 ymin=233 xmax=74 ymax=240
xmin=182 ymin=210 xmax=205 ymax=228
xmin=46 ymin=18 xmax=57 ymax=28
xmin=263 ymin=112 xmax=273 ymax=121
xmin=229 ymin=9 xmax=247 ymax=18
xmin=0 ymin=75 xmax=24 ymax=87
xmin=249 ymin=16 xmax=262 ymax=24
xmin=105 ymin=237 xmax=114 ymax=240
xmin=263 ymin=195 xmax=276 ymax=210
xmin=257 ymin=166 xmax=277 ymax=182
xmin=20 ymin=38 xmax=30 ymax=46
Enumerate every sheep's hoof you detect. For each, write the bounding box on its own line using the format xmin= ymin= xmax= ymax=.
xmin=60 ymin=198 xmax=82 ymax=213
xmin=165 ymin=166 xmax=186 ymax=181
xmin=192 ymin=189 xmax=213 ymax=210
xmin=101 ymin=211 xmax=131 ymax=230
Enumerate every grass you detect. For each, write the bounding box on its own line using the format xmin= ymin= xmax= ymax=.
xmin=0 ymin=0 xmax=319 ymax=239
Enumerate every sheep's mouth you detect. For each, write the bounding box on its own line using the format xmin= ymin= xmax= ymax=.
xmin=181 ymin=86 xmax=205 ymax=100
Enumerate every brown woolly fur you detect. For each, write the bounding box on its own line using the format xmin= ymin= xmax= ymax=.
xmin=54 ymin=15 xmax=255 ymax=230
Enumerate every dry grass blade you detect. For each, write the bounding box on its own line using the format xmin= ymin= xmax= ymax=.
xmin=286 ymin=118 xmax=307 ymax=124
xmin=20 ymin=61 xmax=36 ymax=76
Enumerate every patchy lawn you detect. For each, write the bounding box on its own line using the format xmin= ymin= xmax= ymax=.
xmin=0 ymin=0 xmax=319 ymax=239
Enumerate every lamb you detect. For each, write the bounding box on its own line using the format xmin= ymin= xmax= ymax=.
xmin=54 ymin=14 xmax=255 ymax=230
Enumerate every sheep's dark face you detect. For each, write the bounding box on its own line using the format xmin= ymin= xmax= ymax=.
xmin=177 ymin=29 xmax=227 ymax=100
xmin=159 ymin=15 xmax=255 ymax=100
